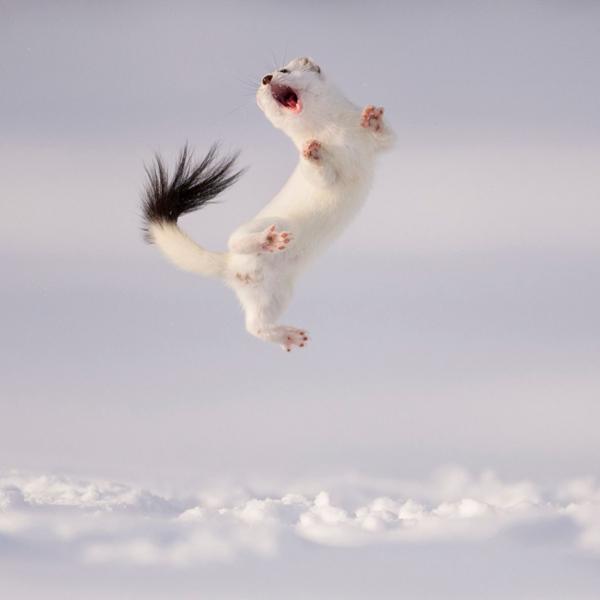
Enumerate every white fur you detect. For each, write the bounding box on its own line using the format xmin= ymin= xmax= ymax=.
xmin=152 ymin=57 xmax=394 ymax=351
xmin=149 ymin=222 xmax=226 ymax=278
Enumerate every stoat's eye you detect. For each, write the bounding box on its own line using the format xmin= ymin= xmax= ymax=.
xmin=279 ymin=68 xmax=290 ymax=74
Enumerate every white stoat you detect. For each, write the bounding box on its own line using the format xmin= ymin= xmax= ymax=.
xmin=143 ymin=56 xmax=394 ymax=351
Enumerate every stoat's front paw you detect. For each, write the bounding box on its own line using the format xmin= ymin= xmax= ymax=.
xmin=361 ymin=105 xmax=384 ymax=132
xmin=302 ymin=139 xmax=322 ymax=161
xmin=260 ymin=224 xmax=293 ymax=253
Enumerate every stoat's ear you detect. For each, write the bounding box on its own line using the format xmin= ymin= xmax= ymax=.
xmin=298 ymin=56 xmax=321 ymax=74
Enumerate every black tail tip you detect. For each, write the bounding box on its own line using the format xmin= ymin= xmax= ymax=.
xmin=141 ymin=143 xmax=245 ymax=237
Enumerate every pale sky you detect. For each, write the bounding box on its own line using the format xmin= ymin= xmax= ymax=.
xmin=1 ymin=1 xmax=600 ymax=597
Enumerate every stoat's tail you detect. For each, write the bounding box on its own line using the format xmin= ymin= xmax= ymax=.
xmin=142 ymin=144 xmax=244 ymax=278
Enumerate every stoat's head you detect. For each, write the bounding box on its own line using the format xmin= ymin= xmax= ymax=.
xmin=256 ymin=57 xmax=343 ymax=138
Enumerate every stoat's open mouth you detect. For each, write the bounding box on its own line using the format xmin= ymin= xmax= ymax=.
xmin=271 ymin=83 xmax=301 ymax=112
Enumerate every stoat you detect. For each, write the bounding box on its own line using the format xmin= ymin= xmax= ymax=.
xmin=142 ymin=57 xmax=394 ymax=351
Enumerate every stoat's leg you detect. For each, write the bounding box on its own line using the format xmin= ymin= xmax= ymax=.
xmin=301 ymin=139 xmax=337 ymax=185
xmin=361 ymin=105 xmax=395 ymax=149
xmin=240 ymin=286 xmax=310 ymax=352
xmin=229 ymin=224 xmax=293 ymax=255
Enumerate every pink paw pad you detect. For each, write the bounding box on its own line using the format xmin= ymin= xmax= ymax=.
xmin=302 ymin=140 xmax=322 ymax=161
xmin=281 ymin=328 xmax=310 ymax=352
xmin=261 ymin=225 xmax=293 ymax=253
xmin=361 ymin=105 xmax=384 ymax=132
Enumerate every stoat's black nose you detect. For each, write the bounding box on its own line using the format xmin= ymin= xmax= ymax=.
xmin=262 ymin=74 xmax=273 ymax=85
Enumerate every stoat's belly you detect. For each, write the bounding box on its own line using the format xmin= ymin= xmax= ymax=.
xmin=226 ymin=248 xmax=300 ymax=285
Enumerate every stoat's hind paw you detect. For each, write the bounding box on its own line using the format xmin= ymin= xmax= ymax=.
xmin=280 ymin=326 xmax=309 ymax=352
xmin=361 ymin=105 xmax=384 ymax=132
xmin=261 ymin=225 xmax=293 ymax=253
xmin=302 ymin=139 xmax=322 ymax=161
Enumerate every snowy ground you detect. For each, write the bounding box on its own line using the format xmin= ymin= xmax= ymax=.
xmin=2 ymin=467 xmax=600 ymax=598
